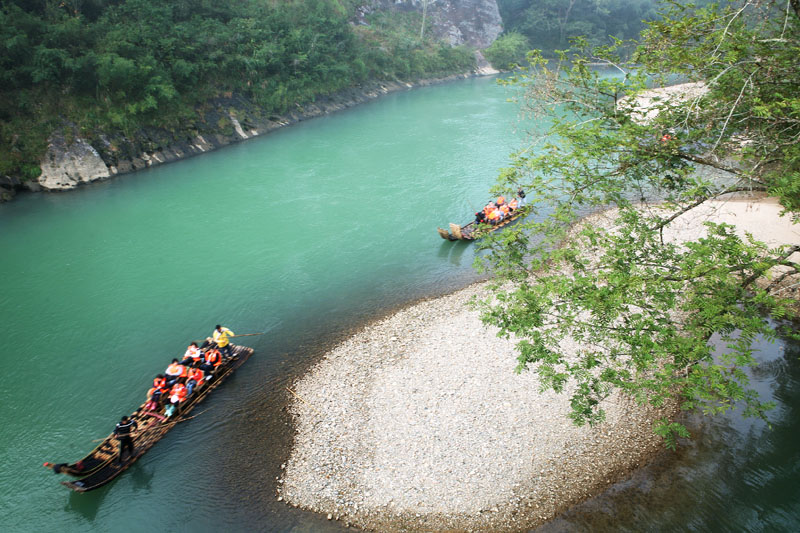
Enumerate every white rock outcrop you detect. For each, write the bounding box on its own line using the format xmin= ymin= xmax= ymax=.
xmin=37 ymin=133 xmax=110 ymax=191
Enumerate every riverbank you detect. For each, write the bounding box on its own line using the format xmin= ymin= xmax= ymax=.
xmin=279 ymin=194 xmax=800 ymax=531
xmin=0 ymin=70 xmax=493 ymax=203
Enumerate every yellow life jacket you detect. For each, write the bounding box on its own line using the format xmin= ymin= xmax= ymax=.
xmin=213 ymin=327 xmax=234 ymax=347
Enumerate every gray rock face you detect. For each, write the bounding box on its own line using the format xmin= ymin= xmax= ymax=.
xmin=37 ymin=133 xmax=110 ymax=191
xmin=11 ymin=76 xmax=471 ymax=200
xmin=363 ymin=0 xmax=503 ymax=48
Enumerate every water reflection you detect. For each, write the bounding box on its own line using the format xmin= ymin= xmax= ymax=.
xmin=129 ymin=464 xmax=155 ymax=491
xmin=64 ymin=487 xmax=105 ymax=523
xmin=536 ymin=329 xmax=800 ymax=532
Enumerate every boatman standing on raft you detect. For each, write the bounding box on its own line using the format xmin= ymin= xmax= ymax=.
xmin=211 ymin=324 xmax=234 ymax=358
xmin=114 ymin=415 xmax=138 ymax=465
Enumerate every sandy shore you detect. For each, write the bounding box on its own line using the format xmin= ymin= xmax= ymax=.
xmin=279 ymin=194 xmax=800 ymax=531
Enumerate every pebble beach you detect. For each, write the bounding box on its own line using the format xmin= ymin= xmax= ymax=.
xmin=279 ymin=194 xmax=800 ymax=531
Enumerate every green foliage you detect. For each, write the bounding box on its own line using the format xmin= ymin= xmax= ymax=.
xmin=653 ymin=418 xmax=690 ymax=450
xmin=0 ymin=0 xmax=475 ymax=180
xmin=478 ymin=0 xmax=800 ymax=445
xmin=484 ymin=31 xmax=530 ymax=70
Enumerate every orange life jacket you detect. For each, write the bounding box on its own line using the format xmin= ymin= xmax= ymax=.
xmin=204 ymin=350 xmax=222 ymax=367
xmin=501 ymin=204 xmax=510 ymax=215
xmin=166 ymin=362 xmax=186 ymax=377
xmin=509 ymin=198 xmax=518 ymax=209
xmin=487 ymin=208 xmax=500 ymax=220
xmin=497 ymin=196 xmax=505 ymax=205
xmin=188 ymin=368 xmax=204 ymax=383
xmin=153 ymin=377 xmax=166 ymax=389
xmin=171 ymin=383 xmax=188 ymax=403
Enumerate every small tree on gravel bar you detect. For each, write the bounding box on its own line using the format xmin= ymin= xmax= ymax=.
xmin=476 ymin=0 xmax=800 ymax=448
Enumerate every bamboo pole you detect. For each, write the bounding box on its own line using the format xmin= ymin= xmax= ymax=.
xmin=90 ymin=408 xmax=211 ymax=442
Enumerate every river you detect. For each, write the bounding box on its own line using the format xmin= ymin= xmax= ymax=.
xmin=1 ymin=75 xmax=798 ymax=532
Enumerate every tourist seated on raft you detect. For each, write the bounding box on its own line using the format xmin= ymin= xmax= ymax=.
xmin=186 ymin=365 xmax=205 ymax=395
xmin=145 ymin=385 xmax=162 ymax=411
xmin=199 ymin=348 xmax=222 ymax=376
xmin=180 ymin=342 xmax=202 ymax=366
xmin=143 ymin=387 xmax=167 ymax=420
xmin=165 ymin=359 xmax=187 ymax=386
xmin=153 ymin=374 xmax=167 ymax=392
xmin=486 ymin=206 xmax=502 ymax=225
xmin=164 ymin=382 xmax=188 ymax=418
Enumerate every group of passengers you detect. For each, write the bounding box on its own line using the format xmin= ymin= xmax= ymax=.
xmin=143 ymin=325 xmax=235 ymax=419
xmin=474 ymin=188 xmax=526 ymax=225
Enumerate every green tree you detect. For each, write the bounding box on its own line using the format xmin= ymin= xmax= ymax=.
xmin=497 ymin=0 xmax=660 ymax=53
xmin=478 ymin=0 xmax=800 ymax=448
xmin=484 ymin=31 xmax=530 ymax=70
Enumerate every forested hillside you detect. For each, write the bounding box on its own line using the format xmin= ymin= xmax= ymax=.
xmin=496 ymin=0 xmax=659 ymax=53
xmin=0 ymin=0 xmax=475 ymax=185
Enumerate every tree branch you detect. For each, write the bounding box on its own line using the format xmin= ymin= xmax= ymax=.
xmin=650 ymin=186 xmax=766 ymax=231
xmin=742 ymin=245 xmax=800 ymax=288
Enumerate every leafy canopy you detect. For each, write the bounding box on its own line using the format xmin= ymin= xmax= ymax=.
xmin=0 ymin=0 xmax=475 ymax=180
xmin=484 ymin=31 xmax=530 ymax=70
xmin=478 ymin=0 xmax=800 ymax=448
xmin=497 ymin=0 xmax=661 ymax=55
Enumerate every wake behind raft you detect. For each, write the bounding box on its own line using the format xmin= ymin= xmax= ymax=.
xmin=44 ymin=343 xmax=253 ymax=492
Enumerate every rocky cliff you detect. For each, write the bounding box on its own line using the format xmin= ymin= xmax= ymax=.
xmin=3 ymin=75 xmax=475 ymax=200
xmin=357 ymin=0 xmax=503 ymax=48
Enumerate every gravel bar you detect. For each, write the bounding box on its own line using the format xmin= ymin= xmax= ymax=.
xmin=279 ymin=282 xmax=673 ymax=531
xmin=279 ymin=195 xmax=799 ymax=531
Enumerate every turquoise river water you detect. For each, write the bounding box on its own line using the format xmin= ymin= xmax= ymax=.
xmin=1 ymin=75 xmax=798 ymax=532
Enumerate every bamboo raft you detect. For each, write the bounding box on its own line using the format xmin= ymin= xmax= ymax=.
xmin=45 ymin=343 xmax=254 ymax=492
xmin=437 ymin=206 xmax=529 ymax=241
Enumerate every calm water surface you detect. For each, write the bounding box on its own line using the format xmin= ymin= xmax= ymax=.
xmin=1 ymin=74 xmax=798 ymax=532
xmin=0 ymin=76 xmax=527 ymax=532
xmin=537 ymin=330 xmax=800 ymax=533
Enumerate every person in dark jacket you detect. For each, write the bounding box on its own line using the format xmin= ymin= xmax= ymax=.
xmin=114 ymin=415 xmax=138 ymax=465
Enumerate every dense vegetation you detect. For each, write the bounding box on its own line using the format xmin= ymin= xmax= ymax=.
xmin=483 ymin=31 xmax=530 ymax=70
xmin=497 ymin=0 xmax=660 ymax=54
xmin=0 ymin=0 xmax=474 ymax=181
xmin=480 ymin=0 xmax=800 ymax=447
